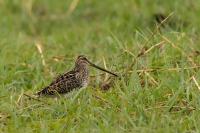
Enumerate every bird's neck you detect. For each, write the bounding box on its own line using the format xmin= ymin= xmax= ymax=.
xmin=74 ymin=64 xmax=88 ymax=73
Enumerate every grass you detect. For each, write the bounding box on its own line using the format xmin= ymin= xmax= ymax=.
xmin=1 ymin=0 xmax=200 ymax=132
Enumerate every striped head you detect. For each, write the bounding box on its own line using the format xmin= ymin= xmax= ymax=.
xmin=75 ymin=55 xmax=118 ymax=77
xmin=74 ymin=55 xmax=90 ymax=73
xmin=74 ymin=55 xmax=90 ymax=69
xmin=75 ymin=55 xmax=89 ymax=65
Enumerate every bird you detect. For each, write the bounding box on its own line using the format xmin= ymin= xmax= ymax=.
xmin=36 ymin=55 xmax=118 ymax=96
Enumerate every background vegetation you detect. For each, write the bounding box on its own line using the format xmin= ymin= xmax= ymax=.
xmin=1 ymin=0 xmax=200 ymax=132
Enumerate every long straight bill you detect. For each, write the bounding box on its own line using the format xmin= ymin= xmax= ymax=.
xmin=89 ymin=62 xmax=118 ymax=77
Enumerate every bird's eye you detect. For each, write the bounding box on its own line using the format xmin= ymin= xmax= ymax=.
xmin=78 ymin=55 xmax=86 ymax=60
xmin=78 ymin=56 xmax=82 ymax=59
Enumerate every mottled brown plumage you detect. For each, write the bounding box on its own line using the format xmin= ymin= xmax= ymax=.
xmin=36 ymin=55 xmax=118 ymax=96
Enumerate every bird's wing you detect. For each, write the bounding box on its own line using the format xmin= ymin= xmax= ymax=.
xmin=37 ymin=70 xmax=81 ymax=95
xmin=50 ymin=70 xmax=77 ymax=86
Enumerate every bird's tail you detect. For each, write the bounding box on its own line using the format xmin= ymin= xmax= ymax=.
xmin=23 ymin=93 xmax=50 ymax=105
xmin=35 ymin=87 xmax=49 ymax=96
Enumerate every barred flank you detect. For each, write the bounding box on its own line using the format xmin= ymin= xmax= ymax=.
xmin=36 ymin=86 xmax=54 ymax=96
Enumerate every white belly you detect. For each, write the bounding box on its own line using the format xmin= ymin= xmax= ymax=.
xmin=82 ymin=79 xmax=88 ymax=88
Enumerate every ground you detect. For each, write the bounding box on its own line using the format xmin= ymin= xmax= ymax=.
xmin=0 ymin=0 xmax=200 ymax=132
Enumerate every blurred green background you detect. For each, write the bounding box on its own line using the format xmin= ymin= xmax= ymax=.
xmin=1 ymin=0 xmax=200 ymax=132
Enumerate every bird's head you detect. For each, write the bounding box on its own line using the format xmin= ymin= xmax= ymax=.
xmin=75 ymin=55 xmax=90 ymax=66
xmin=75 ymin=55 xmax=118 ymax=77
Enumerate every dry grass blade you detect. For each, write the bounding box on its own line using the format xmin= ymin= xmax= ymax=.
xmin=0 ymin=112 xmax=10 ymax=120
xmin=142 ymin=41 xmax=165 ymax=56
xmin=102 ymin=57 xmax=109 ymax=81
xmin=17 ymin=103 xmax=44 ymax=113
xmin=144 ymin=71 xmax=159 ymax=86
xmin=35 ymin=41 xmax=46 ymax=66
xmin=23 ymin=93 xmax=50 ymax=105
xmin=16 ymin=92 xmax=24 ymax=105
xmin=134 ymin=66 xmax=200 ymax=73
xmin=34 ymin=41 xmax=54 ymax=76
xmin=137 ymin=41 xmax=165 ymax=57
xmin=22 ymin=0 xmax=33 ymax=16
xmin=144 ymin=12 xmax=174 ymax=46
xmin=145 ymin=105 xmax=195 ymax=112
xmin=124 ymin=49 xmax=136 ymax=57
xmin=67 ymin=0 xmax=79 ymax=16
xmin=124 ymin=13 xmax=173 ymax=77
xmin=161 ymin=35 xmax=197 ymax=67
xmin=156 ymin=12 xmax=174 ymax=28
xmin=52 ymin=55 xmax=67 ymax=62
xmin=123 ymin=49 xmax=137 ymax=73
xmin=92 ymin=94 xmax=121 ymax=112
xmin=192 ymin=76 xmax=200 ymax=91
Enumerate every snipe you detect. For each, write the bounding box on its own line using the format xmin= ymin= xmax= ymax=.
xmin=36 ymin=55 xmax=118 ymax=96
